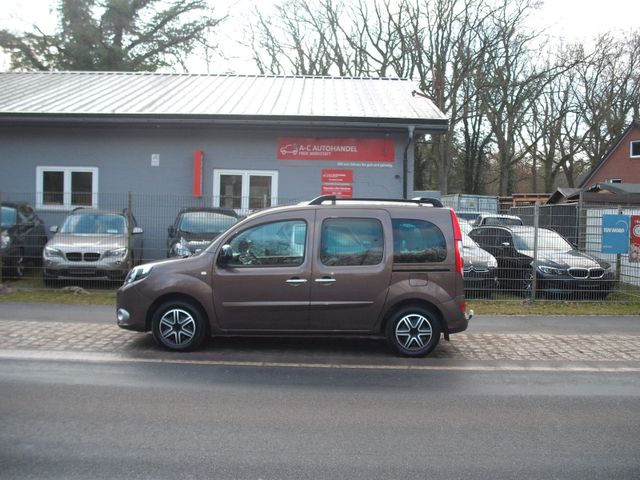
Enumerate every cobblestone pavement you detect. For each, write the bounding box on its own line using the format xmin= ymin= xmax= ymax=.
xmin=1 ymin=319 xmax=640 ymax=365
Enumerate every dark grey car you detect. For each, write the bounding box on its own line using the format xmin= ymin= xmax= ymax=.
xmin=167 ymin=207 xmax=239 ymax=257
xmin=469 ymin=225 xmax=615 ymax=298
xmin=1 ymin=202 xmax=48 ymax=279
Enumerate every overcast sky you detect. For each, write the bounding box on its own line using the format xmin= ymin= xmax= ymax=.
xmin=1 ymin=0 xmax=638 ymax=73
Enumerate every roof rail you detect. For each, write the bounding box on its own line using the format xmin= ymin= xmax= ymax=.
xmin=307 ymin=195 xmax=443 ymax=207
xmin=308 ymin=195 xmax=337 ymax=205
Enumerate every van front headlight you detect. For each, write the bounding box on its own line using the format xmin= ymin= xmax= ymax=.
xmin=125 ymin=264 xmax=154 ymax=284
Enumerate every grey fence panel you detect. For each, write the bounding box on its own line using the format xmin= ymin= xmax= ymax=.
xmin=2 ymin=191 xmax=640 ymax=302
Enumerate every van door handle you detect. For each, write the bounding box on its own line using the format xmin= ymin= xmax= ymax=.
xmin=286 ymin=278 xmax=308 ymax=284
xmin=315 ymin=277 xmax=336 ymax=284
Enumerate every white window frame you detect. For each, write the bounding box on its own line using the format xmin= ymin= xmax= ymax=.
xmin=213 ymin=169 xmax=278 ymax=212
xmin=631 ymin=140 xmax=640 ymax=158
xmin=36 ymin=166 xmax=99 ymax=210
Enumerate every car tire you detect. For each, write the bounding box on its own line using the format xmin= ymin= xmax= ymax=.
xmin=385 ymin=305 xmax=441 ymax=357
xmin=151 ymin=300 xmax=207 ymax=352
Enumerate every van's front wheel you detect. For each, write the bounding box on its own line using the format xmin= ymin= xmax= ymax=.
xmin=151 ymin=301 xmax=207 ymax=352
xmin=386 ymin=306 xmax=441 ymax=357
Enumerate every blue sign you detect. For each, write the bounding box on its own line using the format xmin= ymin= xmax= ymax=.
xmin=602 ymin=214 xmax=630 ymax=254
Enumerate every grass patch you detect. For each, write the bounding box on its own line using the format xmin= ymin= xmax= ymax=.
xmin=1 ymin=287 xmax=638 ymax=315
xmin=0 ymin=288 xmax=116 ymax=305
xmin=467 ymin=300 xmax=640 ymax=316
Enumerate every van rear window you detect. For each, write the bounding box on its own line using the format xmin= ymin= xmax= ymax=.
xmin=392 ymin=219 xmax=446 ymax=263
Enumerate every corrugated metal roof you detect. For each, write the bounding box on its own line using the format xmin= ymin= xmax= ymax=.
xmin=0 ymin=72 xmax=447 ymax=130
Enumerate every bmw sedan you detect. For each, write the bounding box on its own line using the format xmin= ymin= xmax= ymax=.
xmin=469 ymin=225 xmax=615 ymax=299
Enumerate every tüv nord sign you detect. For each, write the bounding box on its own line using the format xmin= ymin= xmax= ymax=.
xmin=601 ymin=214 xmax=630 ymax=254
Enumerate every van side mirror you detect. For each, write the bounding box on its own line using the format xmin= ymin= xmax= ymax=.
xmin=133 ymin=227 xmax=143 ymax=234
xmin=218 ymin=244 xmax=233 ymax=266
xmin=168 ymin=226 xmax=176 ymax=236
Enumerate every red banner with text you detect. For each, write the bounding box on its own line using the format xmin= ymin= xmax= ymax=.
xmin=278 ymin=137 xmax=394 ymax=162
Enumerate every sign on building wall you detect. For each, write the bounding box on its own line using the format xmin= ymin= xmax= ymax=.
xmin=321 ymin=169 xmax=353 ymax=198
xmin=601 ymin=214 xmax=630 ymax=254
xmin=630 ymin=215 xmax=640 ymax=263
xmin=321 ymin=184 xmax=353 ymax=198
xmin=277 ymin=137 xmax=394 ymax=163
xmin=321 ymin=169 xmax=353 ymax=184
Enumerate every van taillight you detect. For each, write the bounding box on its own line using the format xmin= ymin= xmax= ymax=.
xmin=450 ymin=209 xmax=464 ymax=275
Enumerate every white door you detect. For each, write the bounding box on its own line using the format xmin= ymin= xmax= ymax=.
xmin=213 ymin=170 xmax=278 ymax=213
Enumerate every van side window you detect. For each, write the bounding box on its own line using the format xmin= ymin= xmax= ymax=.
xmin=392 ymin=219 xmax=446 ymax=263
xmin=228 ymin=220 xmax=307 ymax=266
xmin=320 ymin=218 xmax=384 ymax=266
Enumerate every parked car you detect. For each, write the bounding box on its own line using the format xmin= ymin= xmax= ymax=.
xmin=472 ymin=213 xmax=523 ymax=227
xmin=468 ymin=225 xmax=614 ymax=298
xmin=117 ymin=196 xmax=472 ymax=357
xmin=0 ymin=202 xmax=48 ymax=279
xmin=459 ymin=222 xmax=498 ymax=298
xmin=43 ymin=208 xmax=143 ymax=284
xmin=168 ymin=207 xmax=239 ymax=257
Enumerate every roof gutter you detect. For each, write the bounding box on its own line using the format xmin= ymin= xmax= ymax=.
xmin=0 ymin=114 xmax=449 ymax=133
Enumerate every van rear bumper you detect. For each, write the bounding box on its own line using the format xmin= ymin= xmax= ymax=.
xmin=440 ymin=295 xmax=470 ymax=336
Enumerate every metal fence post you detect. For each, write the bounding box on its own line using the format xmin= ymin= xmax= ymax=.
xmin=128 ymin=191 xmax=134 ymax=270
xmin=531 ymin=203 xmax=539 ymax=300
xmin=616 ymin=204 xmax=622 ymax=284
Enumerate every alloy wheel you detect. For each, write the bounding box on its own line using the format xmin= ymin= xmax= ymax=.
xmin=395 ymin=313 xmax=433 ymax=351
xmin=158 ymin=308 xmax=197 ymax=348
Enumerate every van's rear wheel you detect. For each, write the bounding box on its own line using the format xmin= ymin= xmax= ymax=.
xmin=151 ymin=301 xmax=207 ymax=352
xmin=386 ymin=306 xmax=441 ymax=357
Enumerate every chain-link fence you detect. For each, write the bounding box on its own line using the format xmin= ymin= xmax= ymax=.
xmin=502 ymin=203 xmax=640 ymax=302
xmin=1 ymin=191 xmax=639 ymax=303
xmin=0 ymin=191 xmax=303 ymax=290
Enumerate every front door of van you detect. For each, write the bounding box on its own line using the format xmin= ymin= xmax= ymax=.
xmin=212 ymin=211 xmax=315 ymax=331
xmin=309 ymin=209 xmax=393 ymax=331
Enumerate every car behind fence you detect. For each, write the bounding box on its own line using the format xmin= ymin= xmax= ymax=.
xmin=1 ymin=191 xmax=639 ymax=303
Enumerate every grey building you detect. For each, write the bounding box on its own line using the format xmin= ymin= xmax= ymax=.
xmin=0 ymin=71 xmax=448 ymax=260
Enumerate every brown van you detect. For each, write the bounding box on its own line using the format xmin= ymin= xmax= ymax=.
xmin=116 ymin=196 xmax=472 ymax=357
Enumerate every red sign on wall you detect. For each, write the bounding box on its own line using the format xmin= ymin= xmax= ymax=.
xmin=193 ymin=149 xmax=203 ymax=197
xmin=278 ymin=137 xmax=394 ymax=162
xmin=321 ymin=184 xmax=353 ymax=198
xmin=630 ymin=215 xmax=640 ymax=263
xmin=321 ymin=169 xmax=353 ymax=184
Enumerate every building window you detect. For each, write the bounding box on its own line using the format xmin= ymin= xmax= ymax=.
xmin=36 ymin=167 xmax=98 ymax=209
xmin=213 ymin=170 xmax=278 ymax=213
xmin=631 ymin=140 xmax=640 ymax=158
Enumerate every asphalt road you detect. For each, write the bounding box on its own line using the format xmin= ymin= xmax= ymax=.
xmin=1 ymin=303 xmax=639 ymax=478
xmin=1 ymin=358 xmax=639 ymax=480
